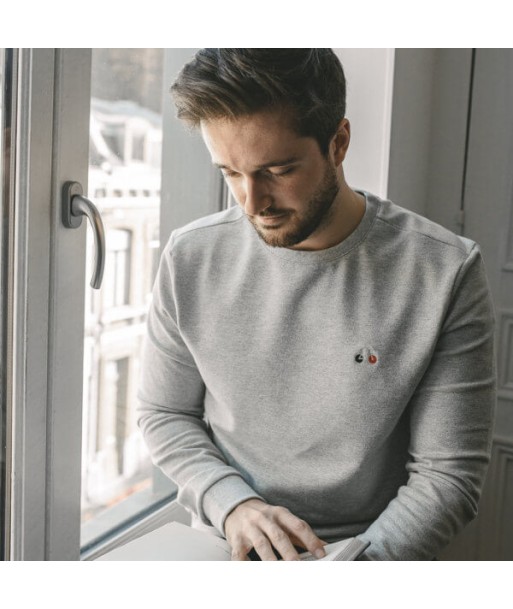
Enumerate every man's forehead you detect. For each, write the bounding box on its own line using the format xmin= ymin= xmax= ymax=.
xmin=201 ymin=111 xmax=298 ymax=142
xmin=200 ymin=112 xmax=315 ymax=168
xmin=201 ymin=105 xmax=295 ymax=131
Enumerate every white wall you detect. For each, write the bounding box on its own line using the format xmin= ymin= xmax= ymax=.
xmin=333 ymin=48 xmax=395 ymax=198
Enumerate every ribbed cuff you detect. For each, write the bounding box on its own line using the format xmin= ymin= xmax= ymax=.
xmin=202 ymin=474 xmax=264 ymax=536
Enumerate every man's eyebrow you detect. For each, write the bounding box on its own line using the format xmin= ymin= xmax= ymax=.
xmin=214 ymin=157 xmax=301 ymax=170
xmin=257 ymin=157 xmax=301 ymax=169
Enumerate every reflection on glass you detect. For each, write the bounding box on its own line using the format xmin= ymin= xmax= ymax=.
xmin=81 ymin=49 xmax=176 ymax=549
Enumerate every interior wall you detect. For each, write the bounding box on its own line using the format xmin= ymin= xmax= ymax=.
xmin=161 ymin=48 xmax=223 ymax=243
xmin=334 ymin=48 xmax=395 ymax=199
xmin=386 ymin=49 xmax=436 ymax=216
xmin=425 ymin=49 xmax=473 ymax=233
xmin=386 ymin=48 xmax=472 ymax=227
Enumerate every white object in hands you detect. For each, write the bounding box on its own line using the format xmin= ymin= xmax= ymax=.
xmin=297 ymin=537 xmax=370 ymax=561
xmin=97 ymin=521 xmax=232 ymax=561
xmin=96 ymin=521 xmax=369 ymax=561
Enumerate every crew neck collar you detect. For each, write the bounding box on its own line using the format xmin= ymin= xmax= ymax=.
xmin=244 ymin=190 xmax=379 ymax=264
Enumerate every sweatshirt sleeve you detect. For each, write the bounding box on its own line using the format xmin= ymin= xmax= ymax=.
xmin=357 ymin=244 xmax=496 ymax=560
xmin=136 ymin=234 xmax=263 ymax=535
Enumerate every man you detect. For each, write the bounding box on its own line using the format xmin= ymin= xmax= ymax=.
xmin=136 ymin=49 xmax=496 ymax=560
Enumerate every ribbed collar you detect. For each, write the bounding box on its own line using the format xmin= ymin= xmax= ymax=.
xmin=241 ymin=190 xmax=380 ymax=265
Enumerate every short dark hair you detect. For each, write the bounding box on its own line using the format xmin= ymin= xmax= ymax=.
xmin=171 ymin=48 xmax=346 ymax=155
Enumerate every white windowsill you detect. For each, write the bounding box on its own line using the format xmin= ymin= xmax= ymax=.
xmin=82 ymin=499 xmax=191 ymax=561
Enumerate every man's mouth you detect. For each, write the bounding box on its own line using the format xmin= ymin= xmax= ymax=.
xmin=258 ymin=214 xmax=287 ymax=224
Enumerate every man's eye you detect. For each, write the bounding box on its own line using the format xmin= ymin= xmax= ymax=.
xmin=222 ymin=168 xmax=294 ymax=179
xmin=269 ymin=168 xmax=294 ymax=177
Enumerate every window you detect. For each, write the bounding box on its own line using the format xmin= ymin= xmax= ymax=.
xmin=82 ymin=356 xmax=147 ymax=522
xmin=103 ymin=228 xmax=132 ymax=309
xmin=3 ymin=48 xmax=216 ymax=560
xmin=149 ymin=225 xmax=160 ymax=295
xmin=81 ymin=49 xmax=176 ymax=552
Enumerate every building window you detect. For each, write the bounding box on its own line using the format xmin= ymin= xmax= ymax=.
xmin=81 ymin=48 xmax=176 ymax=553
xmin=104 ymin=228 xmax=132 ymax=309
xmin=96 ymin=357 xmax=129 ymax=474
xmin=149 ymin=225 xmax=160 ymax=294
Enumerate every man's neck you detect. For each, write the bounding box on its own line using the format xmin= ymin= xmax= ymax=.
xmin=289 ymin=185 xmax=366 ymax=252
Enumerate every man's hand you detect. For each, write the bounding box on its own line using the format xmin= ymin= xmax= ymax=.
xmin=224 ymin=498 xmax=327 ymax=561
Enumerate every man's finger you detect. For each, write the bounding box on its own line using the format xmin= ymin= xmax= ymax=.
xmin=231 ymin=551 xmax=251 ymax=561
xmin=279 ymin=513 xmax=326 ymax=559
xmin=261 ymin=523 xmax=300 ymax=561
xmin=230 ymin=537 xmax=254 ymax=561
xmin=251 ymin=533 xmax=279 ymax=561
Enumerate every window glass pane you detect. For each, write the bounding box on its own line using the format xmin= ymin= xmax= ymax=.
xmin=81 ymin=49 xmax=175 ymax=550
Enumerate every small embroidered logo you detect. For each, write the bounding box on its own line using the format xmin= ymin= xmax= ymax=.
xmin=355 ymin=348 xmax=378 ymax=365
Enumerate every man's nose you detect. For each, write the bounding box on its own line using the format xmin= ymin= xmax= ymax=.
xmin=242 ymin=176 xmax=272 ymax=216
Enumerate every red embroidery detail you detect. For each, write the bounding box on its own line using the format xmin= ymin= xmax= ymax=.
xmin=368 ymin=354 xmax=377 ymax=364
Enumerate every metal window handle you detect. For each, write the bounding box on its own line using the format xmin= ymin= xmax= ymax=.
xmin=62 ymin=181 xmax=105 ymax=289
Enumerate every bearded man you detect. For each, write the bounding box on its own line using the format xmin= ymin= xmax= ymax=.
xmin=137 ymin=49 xmax=496 ymax=561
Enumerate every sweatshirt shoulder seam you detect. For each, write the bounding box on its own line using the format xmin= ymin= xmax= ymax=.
xmin=172 ymin=213 xmax=244 ymax=245
xmin=447 ymin=242 xmax=479 ymax=304
xmin=375 ymin=216 xmax=469 ymax=254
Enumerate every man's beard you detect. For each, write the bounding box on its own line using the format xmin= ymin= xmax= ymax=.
xmin=246 ymin=163 xmax=340 ymax=248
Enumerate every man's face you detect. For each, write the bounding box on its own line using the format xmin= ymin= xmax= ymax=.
xmin=201 ymin=109 xmax=343 ymax=249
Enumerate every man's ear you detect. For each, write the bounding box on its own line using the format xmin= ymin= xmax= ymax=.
xmin=330 ymin=118 xmax=351 ymax=166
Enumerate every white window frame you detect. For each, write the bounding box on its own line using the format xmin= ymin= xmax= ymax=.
xmin=9 ymin=48 xmax=56 ymax=560
xmin=7 ymin=48 xmax=221 ymax=561
xmin=8 ymin=48 xmax=93 ymax=560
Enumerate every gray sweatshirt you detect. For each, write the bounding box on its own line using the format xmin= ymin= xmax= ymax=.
xmin=136 ymin=191 xmax=496 ymax=560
